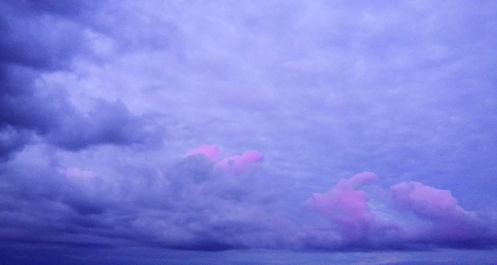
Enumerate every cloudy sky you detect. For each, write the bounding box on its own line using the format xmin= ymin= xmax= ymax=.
xmin=1 ymin=0 xmax=497 ymax=264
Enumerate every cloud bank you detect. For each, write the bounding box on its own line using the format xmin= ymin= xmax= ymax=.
xmin=1 ymin=145 xmax=496 ymax=252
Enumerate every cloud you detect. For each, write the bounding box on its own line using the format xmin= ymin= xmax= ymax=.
xmin=60 ymin=167 xmax=97 ymax=179
xmin=0 ymin=0 xmax=92 ymax=70
xmin=1 ymin=137 xmax=496 ymax=253
xmin=391 ymin=181 xmax=497 ymax=248
xmin=185 ymin=145 xmax=221 ymax=161
xmin=0 ymin=1 xmax=496 ymax=262
xmin=0 ymin=145 xmax=284 ymax=251
xmin=217 ymin=150 xmax=264 ymax=175
xmin=0 ymin=1 xmax=165 ymax=161
xmin=303 ymin=172 xmax=405 ymax=250
xmin=0 ymin=125 xmax=31 ymax=162
xmin=303 ymin=173 xmax=497 ymax=250
xmin=305 ymin=172 xmax=378 ymax=241
xmin=185 ymin=145 xmax=264 ymax=175
xmin=390 ymin=181 xmax=464 ymax=221
xmin=46 ymin=99 xmax=165 ymax=151
xmin=0 ymin=75 xmax=164 ymax=155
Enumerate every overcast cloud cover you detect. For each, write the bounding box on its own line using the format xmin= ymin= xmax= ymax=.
xmin=1 ymin=0 xmax=497 ymax=264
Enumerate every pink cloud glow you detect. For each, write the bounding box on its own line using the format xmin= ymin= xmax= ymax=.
xmin=389 ymin=181 xmax=492 ymax=242
xmin=185 ymin=145 xmax=264 ymax=175
xmin=184 ymin=145 xmax=221 ymax=161
xmin=217 ymin=150 xmax=264 ymax=175
xmin=305 ymin=172 xmax=378 ymax=240
xmin=390 ymin=181 xmax=465 ymax=221
xmin=304 ymin=173 xmax=497 ymax=247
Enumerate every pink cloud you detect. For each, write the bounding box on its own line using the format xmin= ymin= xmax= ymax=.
xmin=217 ymin=150 xmax=264 ymax=175
xmin=305 ymin=172 xmax=378 ymax=241
xmin=185 ymin=145 xmax=263 ymax=175
xmin=61 ymin=167 xmax=97 ymax=179
xmin=310 ymin=175 xmax=476 ymax=240
xmin=184 ymin=145 xmax=221 ymax=161
xmin=389 ymin=181 xmax=490 ymax=242
xmin=390 ymin=181 xmax=465 ymax=221
xmin=303 ymin=173 xmax=497 ymax=248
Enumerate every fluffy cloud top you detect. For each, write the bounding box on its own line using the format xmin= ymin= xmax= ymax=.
xmin=306 ymin=172 xmax=378 ymax=242
xmin=186 ymin=145 xmax=264 ymax=175
xmin=391 ymin=182 xmax=497 ymax=247
xmin=185 ymin=145 xmax=221 ymax=161
xmin=304 ymin=173 xmax=497 ymax=250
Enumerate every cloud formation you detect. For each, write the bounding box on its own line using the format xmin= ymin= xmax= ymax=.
xmin=0 ymin=0 xmax=496 ymax=263
xmin=304 ymin=174 xmax=497 ymax=250
xmin=391 ymin=181 xmax=497 ymax=248
xmin=305 ymin=172 xmax=378 ymax=242
xmin=185 ymin=145 xmax=221 ymax=161
xmin=0 ymin=1 xmax=165 ymax=161
xmin=185 ymin=145 xmax=264 ymax=175
xmin=2 ymin=143 xmax=496 ymax=254
xmin=0 ymin=146 xmax=283 ymax=252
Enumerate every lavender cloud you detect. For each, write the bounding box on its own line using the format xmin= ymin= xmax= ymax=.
xmin=0 ymin=1 xmax=496 ymax=263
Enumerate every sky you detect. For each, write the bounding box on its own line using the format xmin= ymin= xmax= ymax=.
xmin=1 ymin=0 xmax=497 ymax=264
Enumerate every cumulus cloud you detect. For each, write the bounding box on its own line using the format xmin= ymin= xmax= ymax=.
xmin=391 ymin=181 xmax=497 ymax=248
xmin=391 ymin=182 xmax=465 ymax=222
xmin=305 ymin=172 xmax=378 ymax=241
xmin=302 ymin=172 xmax=404 ymax=250
xmin=303 ymin=174 xmax=497 ymax=250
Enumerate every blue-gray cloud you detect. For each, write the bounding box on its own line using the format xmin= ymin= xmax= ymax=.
xmin=0 ymin=1 xmax=497 ymax=264
xmin=0 ymin=1 xmax=165 ymax=160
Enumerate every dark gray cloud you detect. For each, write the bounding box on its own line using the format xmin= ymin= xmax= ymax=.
xmin=0 ymin=151 xmax=284 ymax=252
xmin=46 ymin=99 xmax=164 ymax=151
xmin=0 ymin=0 xmax=92 ymax=69
xmin=0 ymin=0 xmax=165 ymax=160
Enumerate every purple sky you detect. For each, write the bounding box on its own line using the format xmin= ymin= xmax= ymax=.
xmin=1 ymin=0 xmax=497 ymax=264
